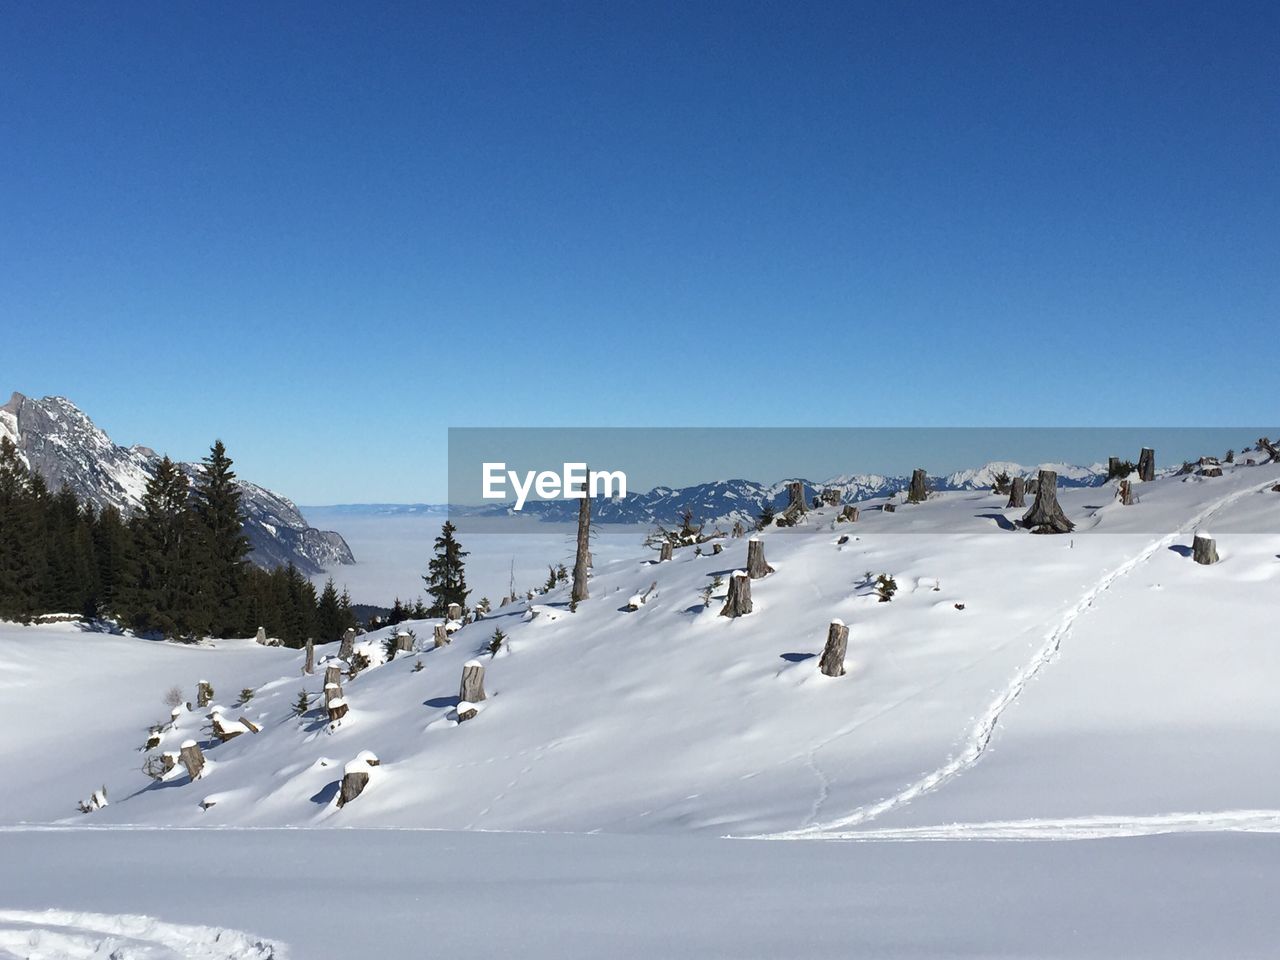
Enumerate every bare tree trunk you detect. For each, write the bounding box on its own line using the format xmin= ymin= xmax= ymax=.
xmin=179 ymin=740 xmax=205 ymax=781
xmin=1117 ymin=480 xmax=1136 ymax=505
xmin=339 ymin=628 xmax=356 ymax=662
xmin=746 ymin=537 xmax=773 ymax=579
xmin=459 ymin=660 xmax=486 ymax=702
xmin=719 ymin=572 xmax=753 ymax=618
xmin=1138 ymin=447 xmax=1156 ymax=482
xmin=1021 ymin=470 xmax=1074 ymax=533
xmin=818 ymin=620 xmax=849 ymax=677
xmin=304 ymin=639 xmax=314 ymax=675
xmin=572 ymin=483 xmax=591 ymax=604
xmin=908 ymin=468 xmax=928 ymax=503
xmin=1006 ymin=476 xmax=1026 ymax=509
xmin=433 ymin=623 xmax=449 ymax=648
xmin=1193 ymin=533 xmax=1219 ymax=565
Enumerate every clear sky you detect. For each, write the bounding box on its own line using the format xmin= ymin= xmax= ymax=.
xmin=3 ymin=2 xmax=1276 ymax=503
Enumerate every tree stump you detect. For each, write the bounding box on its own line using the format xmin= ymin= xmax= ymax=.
xmin=1006 ymin=476 xmax=1026 ymax=509
xmin=719 ymin=572 xmax=753 ymax=618
xmin=337 ymin=764 xmax=369 ymax=808
xmin=731 ymin=521 xmax=745 ymax=538
xmin=396 ymin=630 xmax=414 ymax=653
xmin=882 ymin=502 xmax=896 ymax=513
xmin=1107 ymin=456 xmax=1122 ymax=478
xmin=1021 ymin=470 xmax=1074 ymax=533
xmin=1193 ymin=532 xmax=1219 ymax=565
xmin=339 ymin=628 xmax=356 ymax=662
xmin=1198 ymin=466 xmax=1223 ymax=478
xmin=211 ymin=713 xmax=246 ymax=742
xmin=145 ymin=728 xmax=162 ymax=750
xmin=818 ymin=619 xmax=849 ymax=678
xmin=786 ymin=481 xmax=806 ymax=514
xmin=838 ymin=505 xmax=859 ymax=523
xmin=746 ymin=537 xmax=773 ymax=579
xmin=447 ymin=602 xmax=462 ymax=621
xmin=304 ymin=639 xmax=315 ymax=675
xmin=820 ymin=488 xmax=842 ymax=507
xmin=659 ymin=541 xmax=673 ymax=562
xmin=908 ymin=468 xmax=929 ymax=504
xmin=1117 ymin=480 xmax=1136 ymax=505
xmin=325 ymin=663 xmax=343 ymax=688
xmin=179 ymin=740 xmax=205 ymax=781
xmin=324 ymin=681 xmax=343 ymax=708
xmin=459 ymin=660 xmax=486 ymax=702
xmin=196 ymin=681 xmax=213 ymax=708
xmin=255 ymin=626 xmax=267 ymax=645
xmin=433 ymin=623 xmax=450 ymax=648
xmin=327 ymin=698 xmax=348 ymax=722
xmin=712 ymin=542 xmax=723 ymax=555
xmin=1138 ymin=447 xmax=1155 ymax=482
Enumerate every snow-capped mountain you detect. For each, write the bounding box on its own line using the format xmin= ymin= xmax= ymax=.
xmin=0 ymin=392 xmax=354 ymax=574
xmin=501 ymin=462 xmax=1108 ymax=527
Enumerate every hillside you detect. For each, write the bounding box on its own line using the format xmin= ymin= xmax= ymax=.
xmin=0 ymin=392 xmax=353 ymax=574
xmin=5 ymin=458 xmax=1278 ymax=838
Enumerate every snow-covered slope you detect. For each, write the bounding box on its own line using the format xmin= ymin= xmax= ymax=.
xmin=0 ymin=392 xmax=353 ymax=574
xmin=2 ymin=460 xmax=1279 ymax=838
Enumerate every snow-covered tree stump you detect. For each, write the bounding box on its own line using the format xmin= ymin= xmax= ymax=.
xmin=396 ymin=630 xmax=414 ymax=653
xmin=1108 ymin=456 xmax=1122 ymax=478
xmin=1138 ymin=447 xmax=1155 ymax=482
xmin=433 ymin=623 xmax=449 ymax=648
xmin=1007 ymin=477 xmax=1026 ymax=509
xmin=908 ymin=468 xmax=928 ymax=504
xmin=338 ymin=765 xmax=369 ymax=807
xmin=212 ymin=712 xmax=248 ymax=742
xmin=324 ymin=682 xmax=343 ymax=709
xmin=325 ymin=663 xmax=343 ymax=689
xmin=327 ymin=697 xmax=348 ymax=722
xmin=255 ymin=626 xmax=268 ymax=645
xmin=1021 ymin=470 xmax=1074 ymax=533
xmin=304 ymin=639 xmax=315 ymax=675
xmin=818 ymin=619 xmax=849 ymax=678
xmin=196 ymin=681 xmax=213 ymax=708
xmin=719 ymin=572 xmax=752 ymax=618
xmin=712 ymin=542 xmax=723 ymax=555
xmin=340 ymin=628 xmax=356 ymax=661
xmin=1193 ymin=532 xmax=1219 ymax=565
xmin=731 ymin=521 xmax=745 ymax=538
xmin=179 ymin=740 xmax=205 ymax=781
xmin=1117 ymin=480 xmax=1136 ymax=505
xmin=787 ymin=481 xmax=806 ymax=514
xmin=448 ymin=602 xmax=462 ymax=621
xmin=820 ymin=488 xmax=842 ymax=507
xmin=746 ymin=537 xmax=773 ymax=579
xmin=145 ymin=727 xmax=162 ymax=750
xmin=459 ymin=660 xmax=486 ymax=702
xmin=838 ymin=505 xmax=859 ymax=523
xmin=659 ymin=541 xmax=673 ymax=562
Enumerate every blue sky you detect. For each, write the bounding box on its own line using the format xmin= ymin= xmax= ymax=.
xmin=3 ymin=2 xmax=1276 ymax=503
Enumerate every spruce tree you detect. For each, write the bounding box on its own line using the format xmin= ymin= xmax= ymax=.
xmin=193 ymin=440 xmax=251 ymax=638
xmin=0 ymin=437 xmax=42 ymax=621
xmin=315 ymin=577 xmax=343 ymax=643
xmin=423 ymin=521 xmax=469 ymax=617
xmin=125 ymin=456 xmax=200 ymax=638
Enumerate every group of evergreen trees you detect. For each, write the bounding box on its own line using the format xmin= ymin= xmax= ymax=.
xmin=0 ymin=436 xmax=358 ymax=646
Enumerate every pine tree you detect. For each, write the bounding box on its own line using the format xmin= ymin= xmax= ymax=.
xmin=315 ymin=577 xmax=343 ymax=643
xmin=125 ymin=456 xmax=200 ymax=638
xmin=92 ymin=505 xmax=128 ymax=615
xmin=423 ymin=521 xmax=469 ymax=617
xmin=192 ymin=441 xmax=251 ymax=638
xmin=0 ymin=437 xmax=42 ymax=621
xmin=756 ymin=503 xmax=776 ymax=530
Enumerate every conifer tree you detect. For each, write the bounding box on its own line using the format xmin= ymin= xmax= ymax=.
xmin=125 ymin=456 xmax=200 ymax=638
xmin=0 ymin=437 xmax=42 ymax=621
xmin=423 ymin=521 xmax=469 ymax=617
xmin=315 ymin=577 xmax=343 ymax=643
xmin=193 ymin=441 xmax=251 ymax=638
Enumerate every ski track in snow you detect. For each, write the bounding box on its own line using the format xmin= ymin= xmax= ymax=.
xmin=0 ymin=909 xmax=285 ymax=960
xmin=757 ymin=477 xmax=1280 ymax=841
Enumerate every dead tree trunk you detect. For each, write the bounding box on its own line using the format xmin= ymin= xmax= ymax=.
xmin=196 ymin=681 xmax=213 ymax=708
xmin=572 ymin=482 xmax=591 ymax=604
xmin=818 ymin=620 xmax=849 ymax=678
xmin=1193 ymin=533 xmax=1219 ymax=565
xmin=179 ymin=740 xmax=205 ymax=781
xmin=746 ymin=537 xmax=773 ymax=579
xmin=338 ymin=768 xmax=369 ymax=807
xmin=339 ymin=628 xmax=356 ymax=662
xmin=659 ymin=541 xmax=673 ymax=562
xmin=719 ymin=572 xmax=753 ymax=618
xmin=1006 ymin=476 xmax=1026 ymax=509
xmin=459 ymin=660 xmax=486 ymax=702
xmin=1117 ymin=480 xmax=1136 ymax=505
xmin=433 ymin=623 xmax=450 ymax=648
xmin=1021 ymin=470 xmax=1074 ymax=533
xmin=304 ymin=639 xmax=315 ymax=675
xmin=908 ymin=468 xmax=928 ymax=504
xmin=1138 ymin=447 xmax=1155 ymax=482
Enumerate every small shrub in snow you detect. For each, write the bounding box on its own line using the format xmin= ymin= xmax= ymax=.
xmin=486 ymin=627 xmax=507 ymax=657
xmin=875 ymin=574 xmax=898 ymax=603
xmin=991 ymin=471 xmax=1011 ymax=495
xmin=163 ymin=685 xmax=184 ymax=708
xmin=235 ymin=687 xmax=255 ymax=706
xmin=349 ymin=651 xmax=371 ymax=678
xmin=292 ymin=690 xmax=311 ymax=717
xmin=412 ymin=658 xmax=425 ymax=672
xmin=756 ymin=503 xmax=776 ymax=530
xmin=384 ymin=633 xmax=400 ymax=662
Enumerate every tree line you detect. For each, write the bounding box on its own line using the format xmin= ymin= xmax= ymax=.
xmin=0 ymin=436 xmax=357 ymax=645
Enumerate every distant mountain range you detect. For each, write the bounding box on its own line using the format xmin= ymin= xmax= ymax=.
xmin=315 ymin=460 xmax=1109 ymax=529
xmin=1 ymin=392 xmax=354 ymax=574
